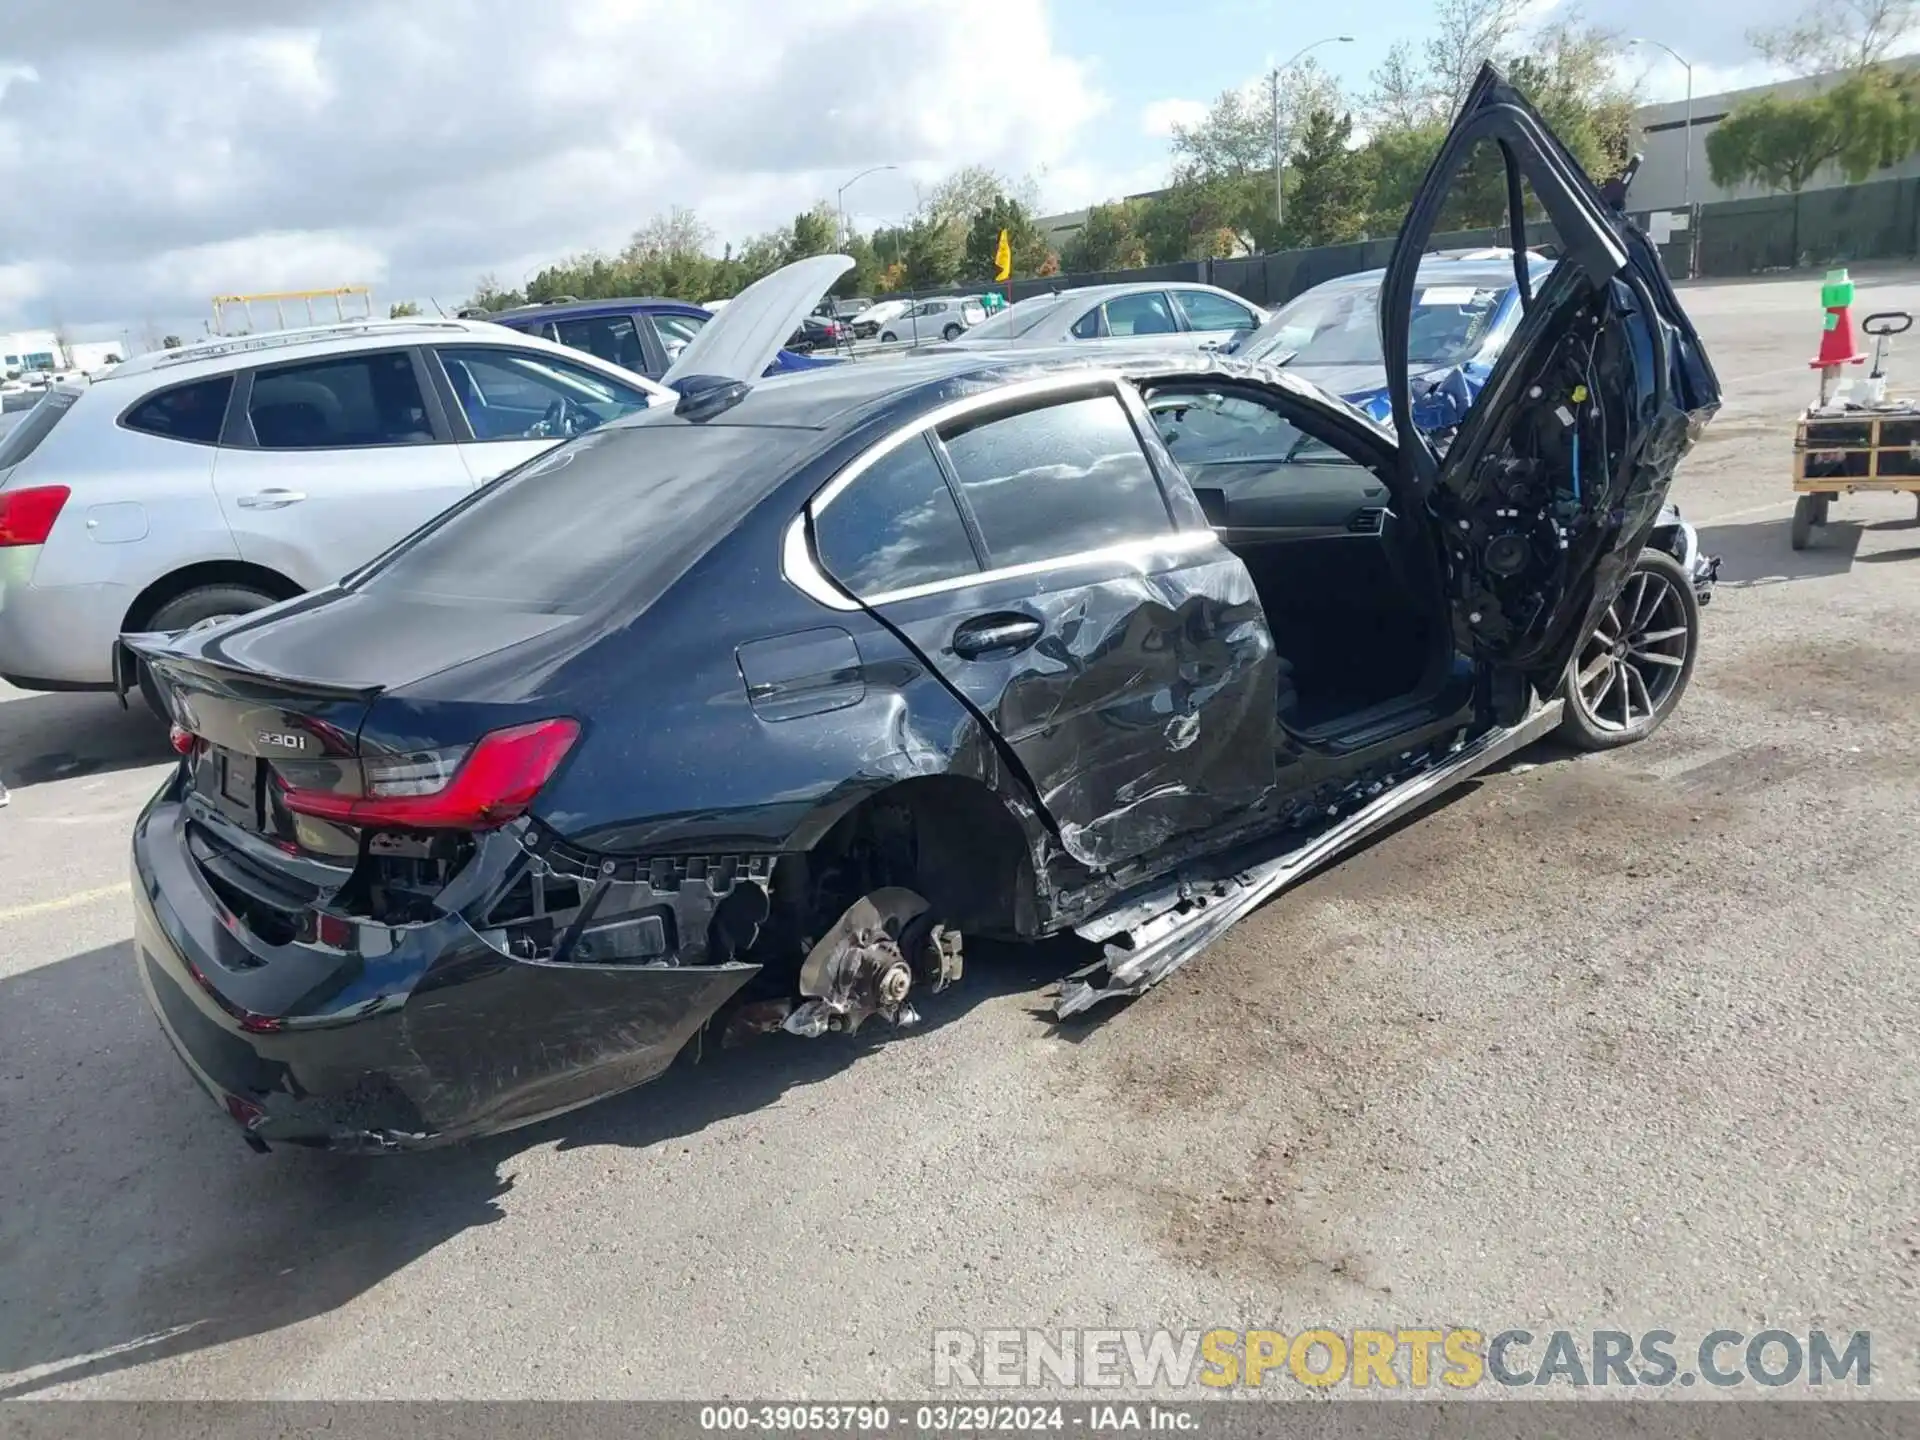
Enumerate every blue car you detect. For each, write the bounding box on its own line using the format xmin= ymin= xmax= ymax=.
xmin=485 ymin=295 xmax=834 ymax=381
xmin=1234 ymin=250 xmax=1556 ymax=431
xmin=1233 ymin=248 xmax=1716 ymax=605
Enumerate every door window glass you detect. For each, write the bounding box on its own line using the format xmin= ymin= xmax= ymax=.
xmin=814 ymin=434 xmax=979 ymax=596
xmin=649 ymin=313 xmax=706 ymax=365
xmin=123 ymin=376 xmax=234 ymax=446
xmin=553 ymin=314 xmax=648 ymax=373
xmin=1070 ymin=308 xmax=1104 ymax=339
xmin=1175 ymin=290 xmax=1258 ymax=332
xmin=1102 ymin=292 xmax=1178 ymax=336
xmin=939 ymin=393 xmax=1170 ymax=568
xmin=248 ymin=352 xmax=433 ymax=449
xmin=437 ymin=346 xmax=650 ymax=441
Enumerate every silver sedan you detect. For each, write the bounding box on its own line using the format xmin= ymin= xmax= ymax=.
xmin=945 ymin=282 xmax=1266 ymax=351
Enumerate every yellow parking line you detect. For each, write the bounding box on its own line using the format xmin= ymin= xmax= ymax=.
xmin=0 ymin=881 xmax=131 ymax=923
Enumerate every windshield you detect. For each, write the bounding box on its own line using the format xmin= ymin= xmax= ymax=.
xmin=961 ymin=294 xmax=1071 ymax=341
xmin=352 ymin=421 xmax=818 ymax=616
xmin=1239 ymin=265 xmax=1531 ymax=370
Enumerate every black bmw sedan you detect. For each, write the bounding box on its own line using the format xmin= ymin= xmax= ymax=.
xmin=129 ymin=68 xmax=1720 ymax=1151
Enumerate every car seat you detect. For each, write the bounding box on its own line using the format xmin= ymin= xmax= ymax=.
xmin=250 ymin=401 xmax=331 ymax=448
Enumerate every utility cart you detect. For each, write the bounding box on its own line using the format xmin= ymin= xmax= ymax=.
xmin=1793 ymin=311 xmax=1920 ymax=549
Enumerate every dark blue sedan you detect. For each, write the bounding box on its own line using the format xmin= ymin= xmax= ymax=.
xmin=485 ymin=295 xmax=834 ymax=381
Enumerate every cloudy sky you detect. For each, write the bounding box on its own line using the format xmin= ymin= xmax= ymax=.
xmin=0 ymin=0 xmax=1832 ymax=342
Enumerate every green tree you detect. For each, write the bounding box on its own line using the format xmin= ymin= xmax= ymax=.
xmin=785 ymin=203 xmax=838 ymax=263
xmin=962 ymin=196 xmax=1050 ymax=281
xmin=1707 ymin=69 xmax=1920 ymax=260
xmin=1282 ymin=109 xmax=1374 ymax=246
xmin=1139 ymin=177 xmax=1258 ymax=262
xmin=467 ymin=274 xmax=525 ymax=311
xmin=1060 ymin=201 xmax=1148 ymax=273
xmin=902 ymin=217 xmax=963 ymax=288
xmin=388 ymin=300 xmax=422 ymax=318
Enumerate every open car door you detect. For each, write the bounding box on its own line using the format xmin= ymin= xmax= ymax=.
xmin=1381 ymin=63 xmax=1721 ymax=721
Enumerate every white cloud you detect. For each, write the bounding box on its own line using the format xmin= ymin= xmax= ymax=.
xmin=1140 ymin=97 xmax=1208 ymax=138
xmin=0 ymin=0 xmax=1107 ymax=335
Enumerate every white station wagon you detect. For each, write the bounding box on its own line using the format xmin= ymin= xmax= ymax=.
xmin=0 ymin=318 xmax=673 ymax=710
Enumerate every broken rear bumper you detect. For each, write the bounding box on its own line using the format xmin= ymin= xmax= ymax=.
xmin=130 ymin=787 xmax=757 ymax=1153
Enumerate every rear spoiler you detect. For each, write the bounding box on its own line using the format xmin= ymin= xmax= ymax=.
xmin=115 ymin=630 xmax=386 ymax=712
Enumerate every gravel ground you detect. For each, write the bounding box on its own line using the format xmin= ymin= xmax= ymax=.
xmin=2 ymin=269 xmax=1917 ymax=1400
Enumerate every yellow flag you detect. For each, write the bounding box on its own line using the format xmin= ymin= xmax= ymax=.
xmin=993 ymin=228 xmax=1013 ymax=282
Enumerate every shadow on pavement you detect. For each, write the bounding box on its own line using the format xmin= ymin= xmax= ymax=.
xmin=0 ymin=690 xmax=170 ymax=791
xmin=1696 ymin=516 xmax=1864 ymax=588
xmin=0 ymin=932 xmax=1084 ymax=1395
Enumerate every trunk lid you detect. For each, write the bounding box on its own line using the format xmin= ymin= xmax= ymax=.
xmin=130 ymin=590 xmax=575 ymax=862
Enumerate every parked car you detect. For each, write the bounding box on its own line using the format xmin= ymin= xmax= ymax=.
xmin=788 ymin=314 xmax=851 ymax=353
xmin=0 ymin=317 xmax=672 ymax=712
xmin=812 ymin=296 xmax=871 ymax=323
xmin=946 ymin=281 xmax=1265 ymax=352
xmin=848 ymin=298 xmax=909 ymax=339
xmin=1233 ymin=250 xmax=1717 ymax=606
xmin=875 ymin=296 xmax=987 ymax=344
xmin=485 ymin=296 xmax=832 ymax=378
xmin=1233 ymin=250 xmax=1553 ymax=429
xmin=128 ymin=70 xmax=1722 ymax=1153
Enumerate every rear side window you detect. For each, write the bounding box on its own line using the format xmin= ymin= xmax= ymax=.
xmin=939 ymin=393 xmax=1170 ymax=568
xmin=248 ymin=351 xmax=433 ymax=449
xmin=124 ymin=376 xmax=233 ymax=446
xmin=553 ymin=314 xmax=649 ymax=373
xmin=814 ymin=434 xmax=978 ymax=597
xmin=1175 ymin=290 xmax=1257 ymax=332
xmin=1103 ymin=292 xmax=1178 ymax=336
xmin=0 ymin=387 xmax=81 ymax=468
xmin=1070 ymin=308 xmax=1103 ymax=339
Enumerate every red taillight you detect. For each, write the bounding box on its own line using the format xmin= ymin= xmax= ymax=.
xmin=168 ymin=724 xmax=196 ymax=756
xmin=0 ymin=485 xmax=71 ymax=547
xmin=282 ymin=717 xmax=580 ymax=831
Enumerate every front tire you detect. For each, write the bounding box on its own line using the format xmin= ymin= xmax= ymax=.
xmin=1557 ymin=549 xmax=1699 ymax=752
xmin=137 ymin=583 xmax=281 ymax=718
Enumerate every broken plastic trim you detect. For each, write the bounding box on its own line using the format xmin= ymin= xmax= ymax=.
xmin=1055 ymin=699 xmax=1565 ymax=1016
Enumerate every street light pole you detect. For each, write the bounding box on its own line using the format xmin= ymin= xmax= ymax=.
xmin=1631 ymin=37 xmax=1695 ymax=274
xmin=837 ymin=164 xmax=899 ymax=247
xmin=1271 ymin=35 xmax=1355 ymax=231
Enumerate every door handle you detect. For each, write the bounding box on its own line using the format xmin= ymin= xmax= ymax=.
xmin=236 ymin=489 xmax=306 ymax=510
xmin=951 ymin=612 xmax=1043 ymax=660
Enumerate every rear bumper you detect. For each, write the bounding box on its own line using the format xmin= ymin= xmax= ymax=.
xmin=131 ymin=780 xmax=758 ymax=1152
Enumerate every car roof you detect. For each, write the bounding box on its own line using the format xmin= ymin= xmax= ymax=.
xmin=86 ymin=317 xmax=670 ymax=395
xmin=629 ymin=341 xmax=1367 ymax=438
xmin=489 ymin=296 xmax=707 ymax=323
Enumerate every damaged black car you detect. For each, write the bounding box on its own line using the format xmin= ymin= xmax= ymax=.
xmin=129 ymin=68 xmax=1720 ymax=1152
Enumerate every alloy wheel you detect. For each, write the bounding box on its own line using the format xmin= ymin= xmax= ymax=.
xmin=1570 ymin=567 xmax=1690 ymax=733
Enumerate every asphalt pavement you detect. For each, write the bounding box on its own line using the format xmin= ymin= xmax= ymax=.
xmin=2 ymin=270 xmax=1918 ymax=1399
